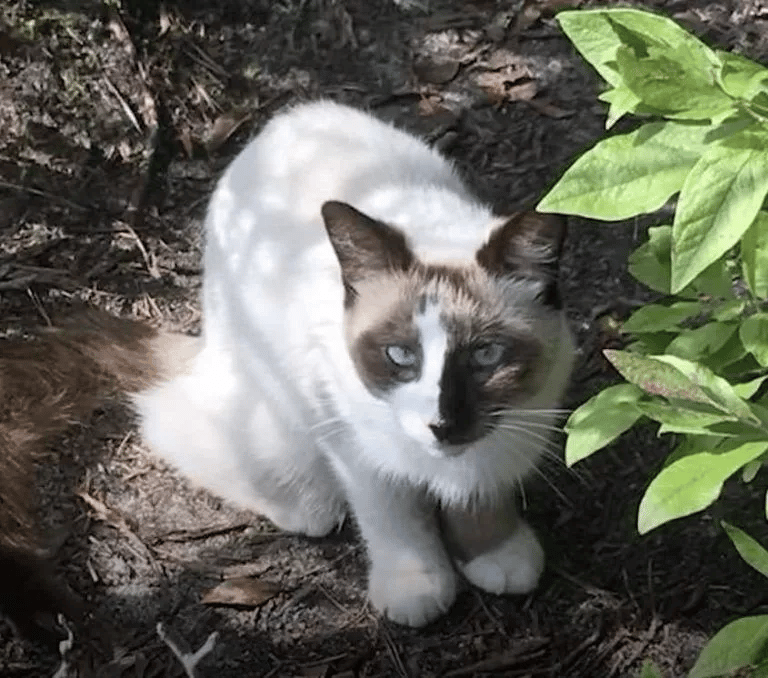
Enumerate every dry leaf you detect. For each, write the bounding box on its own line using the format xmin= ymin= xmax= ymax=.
xmin=413 ymin=56 xmax=460 ymax=85
xmin=178 ymin=126 xmax=194 ymax=159
xmin=205 ymin=110 xmax=252 ymax=154
xmin=514 ymin=0 xmax=583 ymax=34
xmin=201 ymin=577 xmax=280 ymax=608
xmin=513 ymin=4 xmax=542 ymax=34
xmin=476 ymin=70 xmax=538 ymax=105
xmin=526 ymin=98 xmax=575 ymax=118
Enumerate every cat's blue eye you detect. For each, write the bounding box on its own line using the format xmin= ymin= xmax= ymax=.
xmin=385 ymin=345 xmax=418 ymax=368
xmin=471 ymin=342 xmax=505 ymax=368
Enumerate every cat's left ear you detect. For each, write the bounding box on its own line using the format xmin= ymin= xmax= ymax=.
xmin=476 ymin=211 xmax=566 ymax=308
xmin=321 ymin=201 xmax=415 ymax=299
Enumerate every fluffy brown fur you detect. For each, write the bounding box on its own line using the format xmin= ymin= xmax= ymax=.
xmin=0 ymin=309 xmax=197 ymax=645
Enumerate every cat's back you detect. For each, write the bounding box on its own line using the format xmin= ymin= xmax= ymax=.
xmin=211 ymin=101 xmax=462 ymax=232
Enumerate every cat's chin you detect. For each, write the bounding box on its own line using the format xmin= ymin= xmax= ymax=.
xmin=425 ymin=440 xmax=470 ymax=460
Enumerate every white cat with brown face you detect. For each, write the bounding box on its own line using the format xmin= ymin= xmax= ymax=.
xmin=133 ymin=101 xmax=575 ymax=627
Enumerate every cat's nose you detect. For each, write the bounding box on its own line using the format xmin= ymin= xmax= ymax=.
xmin=429 ymin=419 xmax=477 ymax=446
xmin=429 ymin=422 xmax=449 ymax=443
xmin=429 ymin=421 xmax=452 ymax=443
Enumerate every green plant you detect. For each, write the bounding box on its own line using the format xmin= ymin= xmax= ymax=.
xmin=538 ymin=7 xmax=768 ymax=677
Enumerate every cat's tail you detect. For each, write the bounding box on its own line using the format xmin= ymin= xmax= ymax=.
xmin=0 ymin=308 xmax=199 ymax=644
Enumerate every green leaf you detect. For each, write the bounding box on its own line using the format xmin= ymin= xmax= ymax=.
xmin=742 ymin=460 xmax=761 ymax=482
xmin=628 ymin=332 xmax=676 ymax=355
xmin=637 ymin=659 xmax=663 ymax=678
xmin=653 ymin=354 xmax=759 ymax=423
xmin=564 ymin=384 xmax=644 ymax=466
xmin=637 ymin=399 xmax=736 ymax=435
xmin=629 ymin=226 xmax=673 ymax=293
xmin=671 ymin=135 xmax=768 ymax=293
xmin=733 ymin=375 xmax=768 ymax=400
xmin=665 ymin=322 xmax=737 ymax=361
xmin=557 ymin=8 xmax=720 ymax=81
xmin=663 ymin=435 xmax=722 ymax=468
xmin=722 ymin=522 xmax=768 ymax=578
xmin=703 ymin=330 xmax=749 ymax=373
xmin=538 ymin=122 xmax=710 ymax=220
xmin=742 ymin=212 xmax=768 ymax=299
xmin=639 ymin=438 xmax=768 ymax=533
xmin=755 ymin=660 xmax=768 ymax=678
xmin=689 ymin=615 xmax=768 ymax=678
xmin=628 ymin=226 xmax=734 ymax=298
xmin=616 ymin=45 xmax=733 ymax=121
xmin=717 ymin=51 xmax=768 ymax=101
xmin=740 ymin=314 xmax=768 ymax=366
xmin=556 ymin=10 xmax=628 ymax=87
xmin=603 ymin=350 xmax=756 ymax=421
xmin=599 ymin=86 xmax=642 ymax=129
xmin=689 ymin=259 xmax=735 ymax=299
xmin=712 ymin=300 xmax=746 ymax=322
xmin=622 ymin=301 xmax=702 ymax=333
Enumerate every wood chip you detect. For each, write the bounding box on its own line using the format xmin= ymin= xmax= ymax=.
xmin=201 ymin=577 xmax=281 ymax=608
xmin=413 ymin=56 xmax=460 ymax=85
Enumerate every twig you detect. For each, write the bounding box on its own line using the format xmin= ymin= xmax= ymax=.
xmin=156 ymin=622 xmax=219 ymax=678
xmin=150 ymin=521 xmax=253 ymax=544
xmin=51 ymin=615 xmax=75 ymax=678
xmin=77 ymin=491 xmax=161 ymax=574
xmin=443 ymin=637 xmax=551 ymax=677
xmin=0 ymin=179 xmax=89 ymax=211
xmin=379 ymin=622 xmax=409 ymax=678
xmin=26 ymin=288 xmax=52 ymax=326
xmin=103 ymin=75 xmax=143 ymax=133
xmin=117 ymin=222 xmax=161 ymax=278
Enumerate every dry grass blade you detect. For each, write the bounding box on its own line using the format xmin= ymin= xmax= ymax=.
xmin=201 ymin=576 xmax=281 ymax=608
xmin=443 ymin=637 xmax=551 ymax=677
xmin=77 ymin=491 xmax=160 ymax=574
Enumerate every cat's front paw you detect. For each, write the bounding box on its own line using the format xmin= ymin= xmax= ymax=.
xmin=460 ymin=520 xmax=544 ymax=595
xmin=368 ymin=555 xmax=457 ymax=627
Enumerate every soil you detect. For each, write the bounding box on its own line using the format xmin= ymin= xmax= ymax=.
xmin=2 ymin=0 xmax=768 ymax=676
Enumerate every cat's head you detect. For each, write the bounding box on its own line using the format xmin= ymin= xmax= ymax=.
xmin=321 ymin=200 xmax=569 ymax=457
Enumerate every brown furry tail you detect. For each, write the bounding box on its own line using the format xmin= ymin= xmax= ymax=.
xmin=0 ymin=308 xmax=198 ymax=645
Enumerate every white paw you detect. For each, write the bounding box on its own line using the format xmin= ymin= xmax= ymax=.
xmin=263 ymin=500 xmax=346 ymax=538
xmin=368 ymin=555 xmax=457 ymax=627
xmin=460 ymin=521 xmax=544 ymax=595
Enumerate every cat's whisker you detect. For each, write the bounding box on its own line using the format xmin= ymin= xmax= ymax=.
xmin=494 ymin=423 xmax=562 ymax=449
xmin=494 ymin=426 xmax=589 ymax=485
xmin=499 ymin=419 xmax=565 ymax=434
xmin=309 ymin=417 xmax=346 ymax=432
xmin=493 ymin=424 xmax=568 ymax=466
xmin=507 ymin=439 xmax=572 ymax=506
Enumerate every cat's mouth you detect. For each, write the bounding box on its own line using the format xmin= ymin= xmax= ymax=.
xmin=427 ymin=440 xmax=470 ymax=459
xmin=428 ymin=429 xmax=487 ymax=458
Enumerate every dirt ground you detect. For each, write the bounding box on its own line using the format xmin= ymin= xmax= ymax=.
xmin=2 ymin=0 xmax=768 ymax=676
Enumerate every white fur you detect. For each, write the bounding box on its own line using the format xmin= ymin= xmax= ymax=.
xmin=390 ymin=301 xmax=447 ymax=456
xmin=133 ymin=101 xmax=574 ymax=626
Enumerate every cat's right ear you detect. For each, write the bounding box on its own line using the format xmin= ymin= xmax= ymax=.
xmin=476 ymin=211 xmax=567 ymax=308
xmin=321 ymin=201 xmax=415 ymax=299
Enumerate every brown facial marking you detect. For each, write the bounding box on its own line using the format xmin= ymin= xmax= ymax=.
xmin=476 ymin=211 xmax=566 ymax=308
xmin=321 ymin=201 xmax=415 ymax=306
xmin=481 ymin=336 xmax=543 ymax=405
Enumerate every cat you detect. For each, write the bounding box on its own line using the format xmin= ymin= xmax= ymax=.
xmin=133 ymin=100 xmax=575 ymax=627
xmin=0 ymin=309 xmax=197 ymax=644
